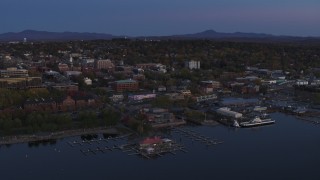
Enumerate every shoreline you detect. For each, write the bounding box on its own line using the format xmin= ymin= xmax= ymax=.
xmin=0 ymin=127 xmax=124 ymax=146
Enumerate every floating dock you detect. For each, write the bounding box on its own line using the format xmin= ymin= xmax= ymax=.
xmin=172 ymin=128 xmax=223 ymax=146
xmin=68 ymin=134 xmax=131 ymax=147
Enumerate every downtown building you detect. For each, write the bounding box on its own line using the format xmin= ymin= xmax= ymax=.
xmin=113 ymin=79 xmax=139 ymax=92
xmin=185 ymin=60 xmax=200 ymax=70
xmin=95 ymin=59 xmax=115 ymax=72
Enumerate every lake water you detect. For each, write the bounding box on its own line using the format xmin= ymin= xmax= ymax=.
xmin=1 ymin=113 xmax=320 ymax=180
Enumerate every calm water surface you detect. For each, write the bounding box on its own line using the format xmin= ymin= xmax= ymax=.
xmin=1 ymin=113 xmax=320 ymax=180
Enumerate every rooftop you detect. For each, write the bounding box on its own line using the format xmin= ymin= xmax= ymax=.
xmin=115 ymin=79 xmax=137 ymax=84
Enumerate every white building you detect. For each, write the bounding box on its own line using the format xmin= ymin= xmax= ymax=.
xmin=296 ymin=80 xmax=308 ymax=86
xmin=216 ymin=107 xmax=243 ymax=119
xmin=155 ymin=64 xmax=167 ymax=73
xmin=185 ymin=60 xmax=200 ymax=70
xmin=110 ymin=94 xmax=124 ymax=102
xmin=65 ymin=71 xmax=82 ymax=77
xmin=158 ymin=85 xmax=167 ymax=92
xmin=84 ymin=77 xmax=92 ymax=85
xmin=196 ymin=94 xmax=217 ymax=102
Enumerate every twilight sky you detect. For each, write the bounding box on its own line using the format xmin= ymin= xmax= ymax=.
xmin=1 ymin=0 xmax=320 ymax=36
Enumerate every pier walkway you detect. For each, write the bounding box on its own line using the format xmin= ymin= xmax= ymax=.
xmin=172 ymin=128 xmax=223 ymax=146
xmin=67 ymin=134 xmax=131 ymax=147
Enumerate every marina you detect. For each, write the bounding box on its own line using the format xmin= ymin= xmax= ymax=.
xmin=76 ymin=136 xmax=188 ymax=159
xmin=1 ymin=113 xmax=320 ymax=180
xmin=172 ymin=128 xmax=223 ymax=146
xmin=65 ymin=127 xmax=223 ymax=159
xmin=67 ymin=134 xmax=132 ymax=147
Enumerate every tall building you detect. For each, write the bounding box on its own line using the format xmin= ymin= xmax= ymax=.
xmin=185 ymin=60 xmax=200 ymax=70
xmin=95 ymin=59 xmax=115 ymax=71
xmin=113 ymin=79 xmax=138 ymax=92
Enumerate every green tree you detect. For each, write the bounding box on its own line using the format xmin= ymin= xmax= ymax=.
xmin=151 ymin=96 xmax=172 ymax=108
xmin=101 ymin=109 xmax=121 ymax=126
xmin=78 ymin=111 xmax=99 ymax=128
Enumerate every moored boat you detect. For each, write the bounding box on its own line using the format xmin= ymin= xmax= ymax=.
xmin=233 ymin=120 xmax=240 ymax=128
xmin=240 ymin=116 xmax=275 ymax=127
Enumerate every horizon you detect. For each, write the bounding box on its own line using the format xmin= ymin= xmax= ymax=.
xmin=1 ymin=29 xmax=319 ymax=38
xmin=1 ymin=0 xmax=320 ymax=37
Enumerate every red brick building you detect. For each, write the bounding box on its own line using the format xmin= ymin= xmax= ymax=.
xmin=57 ymin=96 xmax=76 ymax=112
xmin=24 ymin=98 xmax=57 ymax=112
xmin=200 ymin=80 xmax=221 ymax=94
xmin=113 ymin=79 xmax=138 ymax=92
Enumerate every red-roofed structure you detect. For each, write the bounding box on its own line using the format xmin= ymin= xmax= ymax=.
xmin=140 ymin=136 xmax=163 ymax=145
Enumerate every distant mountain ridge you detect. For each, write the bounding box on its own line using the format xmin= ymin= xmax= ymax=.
xmin=160 ymin=30 xmax=319 ymax=42
xmin=173 ymin=29 xmax=275 ymax=39
xmin=0 ymin=29 xmax=318 ymax=42
xmin=0 ymin=30 xmax=116 ymax=41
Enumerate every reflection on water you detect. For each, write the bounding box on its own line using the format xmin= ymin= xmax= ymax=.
xmin=80 ymin=134 xmax=98 ymax=141
xmin=28 ymin=139 xmax=57 ymax=148
xmin=1 ymin=113 xmax=320 ymax=180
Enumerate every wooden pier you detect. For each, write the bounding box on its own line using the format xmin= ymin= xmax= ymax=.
xmin=296 ymin=116 xmax=320 ymax=125
xmin=172 ymin=128 xmax=223 ymax=146
xmin=68 ymin=134 xmax=131 ymax=147
xmin=78 ymin=139 xmax=187 ymax=159
xmin=80 ymin=146 xmax=119 ymax=155
xmin=73 ymin=128 xmax=221 ymax=158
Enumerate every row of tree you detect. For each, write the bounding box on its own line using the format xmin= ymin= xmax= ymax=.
xmin=0 ymin=112 xmax=72 ymax=134
xmin=0 ymin=108 xmax=121 ymax=135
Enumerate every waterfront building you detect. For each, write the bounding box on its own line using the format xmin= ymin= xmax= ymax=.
xmin=216 ymin=107 xmax=243 ymax=119
xmin=142 ymin=108 xmax=175 ymax=124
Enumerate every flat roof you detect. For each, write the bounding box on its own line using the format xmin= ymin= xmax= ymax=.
xmin=115 ymin=79 xmax=137 ymax=83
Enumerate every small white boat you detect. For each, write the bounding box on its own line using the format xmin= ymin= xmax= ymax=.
xmin=253 ymin=106 xmax=267 ymax=112
xmin=293 ymin=107 xmax=307 ymax=114
xmin=233 ymin=120 xmax=240 ymax=128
